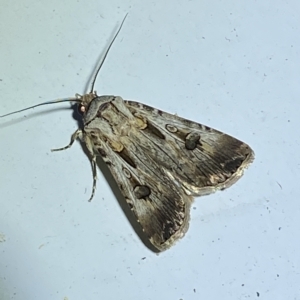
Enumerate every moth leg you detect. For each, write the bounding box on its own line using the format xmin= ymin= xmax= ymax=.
xmin=81 ymin=134 xmax=98 ymax=202
xmin=51 ymin=129 xmax=83 ymax=152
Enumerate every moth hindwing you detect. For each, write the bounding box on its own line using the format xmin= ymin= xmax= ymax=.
xmin=1 ymin=16 xmax=254 ymax=252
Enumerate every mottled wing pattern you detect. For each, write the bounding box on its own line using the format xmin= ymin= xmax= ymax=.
xmin=125 ymin=101 xmax=254 ymax=196
xmin=84 ymin=96 xmax=254 ymax=251
xmin=85 ymin=113 xmax=192 ymax=251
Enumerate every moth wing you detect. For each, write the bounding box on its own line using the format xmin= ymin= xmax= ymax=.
xmin=90 ymin=131 xmax=192 ymax=252
xmin=124 ymin=100 xmax=254 ymax=196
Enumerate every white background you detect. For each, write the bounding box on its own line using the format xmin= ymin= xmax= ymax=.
xmin=0 ymin=0 xmax=299 ymax=299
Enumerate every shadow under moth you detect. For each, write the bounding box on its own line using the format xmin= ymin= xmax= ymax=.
xmin=1 ymin=15 xmax=254 ymax=252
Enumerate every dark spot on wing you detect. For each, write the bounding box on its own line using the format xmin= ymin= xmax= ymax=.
xmin=134 ymin=185 xmax=151 ymax=199
xmin=185 ymin=132 xmax=201 ymax=150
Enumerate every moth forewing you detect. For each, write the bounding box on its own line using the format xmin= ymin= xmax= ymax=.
xmin=125 ymin=101 xmax=254 ymax=193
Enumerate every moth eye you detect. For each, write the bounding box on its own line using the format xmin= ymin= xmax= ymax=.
xmin=77 ymin=104 xmax=86 ymax=115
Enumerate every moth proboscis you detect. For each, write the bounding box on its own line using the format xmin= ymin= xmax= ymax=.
xmin=1 ymin=15 xmax=254 ymax=252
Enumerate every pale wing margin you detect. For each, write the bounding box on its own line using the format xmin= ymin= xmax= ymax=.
xmin=125 ymin=101 xmax=255 ymax=196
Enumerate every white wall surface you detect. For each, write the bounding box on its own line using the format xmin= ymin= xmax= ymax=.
xmin=0 ymin=0 xmax=299 ymax=299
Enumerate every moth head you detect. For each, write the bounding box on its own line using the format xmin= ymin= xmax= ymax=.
xmin=76 ymin=92 xmax=98 ymax=116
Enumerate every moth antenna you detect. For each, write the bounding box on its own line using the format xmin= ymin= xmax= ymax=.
xmin=89 ymin=13 xmax=128 ymax=93
xmin=0 ymin=97 xmax=81 ymax=118
xmin=1 ymin=15 xmax=128 ymax=119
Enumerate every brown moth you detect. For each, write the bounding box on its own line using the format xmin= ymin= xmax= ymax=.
xmin=1 ymin=15 xmax=254 ymax=252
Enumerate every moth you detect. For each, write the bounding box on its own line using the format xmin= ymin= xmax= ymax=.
xmin=1 ymin=15 xmax=254 ymax=252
